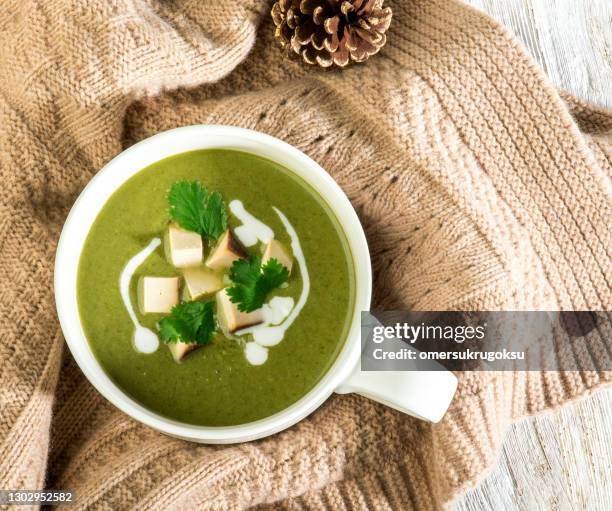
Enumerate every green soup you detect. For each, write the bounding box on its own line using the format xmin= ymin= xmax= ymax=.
xmin=77 ymin=149 xmax=355 ymax=426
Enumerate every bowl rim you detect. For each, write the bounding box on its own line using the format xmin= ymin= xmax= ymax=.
xmin=54 ymin=124 xmax=372 ymax=443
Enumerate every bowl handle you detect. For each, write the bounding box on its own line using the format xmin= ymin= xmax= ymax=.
xmin=335 ymin=366 xmax=457 ymax=423
xmin=335 ymin=315 xmax=458 ymax=423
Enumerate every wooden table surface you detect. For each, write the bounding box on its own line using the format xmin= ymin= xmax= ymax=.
xmin=456 ymin=1 xmax=612 ymax=510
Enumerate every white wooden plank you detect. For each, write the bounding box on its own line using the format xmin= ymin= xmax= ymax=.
xmin=468 ymin=0 xmax=611 ymax=108
xmin=456 ymin=389 xmax=612 ymax=511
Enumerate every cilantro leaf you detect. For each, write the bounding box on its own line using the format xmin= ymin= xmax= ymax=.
xmin=168 ymin=181 xmax=227 ymax=242
xmin=159 ymin=300 xmax=216 ymax=345
xmin=168 ymin=181 xmax=206 ymax=234
xmin=225 ymin=257 xmax=261 ymax=311
xmin=260 ymin=258 xmax=291 ymax=293
xmin=227 ymin=257 xmax=290 ymax=312
xmin=200 ymin=190 xmax=227 ymax=241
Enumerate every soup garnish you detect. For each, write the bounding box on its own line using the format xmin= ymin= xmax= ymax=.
xmin=168 ymin=180 xmax=227 ymax=242
xmin=129 ymin=180 xmax=294 ymax=365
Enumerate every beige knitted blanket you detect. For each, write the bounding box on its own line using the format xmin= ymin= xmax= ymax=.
xmin=1 ymin=0 xmax=611 ymax=509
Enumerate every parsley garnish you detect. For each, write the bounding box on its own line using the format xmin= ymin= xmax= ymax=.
xmin=226 ymin=257 xmax=289 ymax=312
xmin=168 ymin=181 xmax=227 ymax=242
xmin=159 ymin=300 xmax=216 ymax=345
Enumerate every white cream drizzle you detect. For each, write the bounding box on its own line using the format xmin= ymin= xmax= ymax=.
xmin=229 ymin=199 xmax=274 ymax=247
xmin=262 ymin=296 xmax=295 ymax=325
xmin=244 ymin=342 xmax=268 ymax=366
xmin=119 ymin=238 xmax=161 ymax=354
xmin=236 ymin=207 xmax=310 ymax=364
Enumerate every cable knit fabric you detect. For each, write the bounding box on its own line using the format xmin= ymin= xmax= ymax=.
xmin=0 ymin=0 xmax=610 ymax=509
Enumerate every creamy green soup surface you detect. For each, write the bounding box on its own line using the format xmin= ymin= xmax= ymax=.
xmin=77 ymin=149 xmax=355 ymax=426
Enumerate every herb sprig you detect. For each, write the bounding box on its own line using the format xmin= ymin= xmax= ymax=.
xmin=159 ymin=300 xmax=216 ymax=345
xmin=226 ymin=257 xmax=289 ymax=313
xmin=168 ymin=181 xmax=227 ymax=242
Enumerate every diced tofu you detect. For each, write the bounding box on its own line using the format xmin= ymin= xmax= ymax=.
xmin=182 ymin=267 xmax=224 ymax=300
xmin=164 ymin=223 xmax=202 ymax=268
xmin=216 ymin=288 xmax=263 ymax=333
xmin=262 ymin=239 xmax=293 ymax=273
xmin=206 ymin=229 xmax=247 ymax=271
xmin=137 ymin=276 xmax=179 ymax=314
xmin=168 ymin=341 xmax=199 ymax=363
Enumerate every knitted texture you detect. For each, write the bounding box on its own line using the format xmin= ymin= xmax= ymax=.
xmin=1 ymin=0 xmax=611 ymax=509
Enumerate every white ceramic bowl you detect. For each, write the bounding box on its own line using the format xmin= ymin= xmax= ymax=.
xmin=54 ymin=125 xmax=373 ymax=443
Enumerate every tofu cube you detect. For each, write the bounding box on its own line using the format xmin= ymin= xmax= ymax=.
xmin=164 ymin=223 xmax=203 ymax=268
xmin=137 ymin=276 xmax=179 ymax=314
xmin=182 ymin=267 xmax=224 ymax=300
xmin=206 ymin=229 xmax=247 ymax=271
xmin=216 ymin=288 xmax=263 ymax=333
xmin=262 ymin=239 xmax=293 ymax=273
xmin=168 ymin=342 xmax=199 ymax=363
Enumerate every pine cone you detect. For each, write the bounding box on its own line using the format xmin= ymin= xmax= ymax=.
xmin=271 ymin=0 xmax=392 ymax=68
